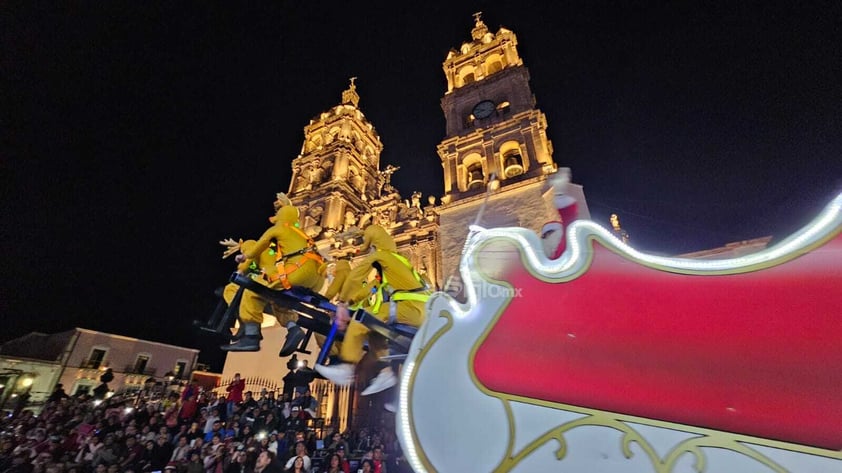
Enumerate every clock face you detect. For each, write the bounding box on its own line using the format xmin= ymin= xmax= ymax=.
xmin=472 ymin=100 xmax=496 ymax=119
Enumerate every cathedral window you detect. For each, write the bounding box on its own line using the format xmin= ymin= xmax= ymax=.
xmin=499 ymin=141 xmax=525 ymax=178
xmin=503 ymin=150 xmax=524 ymax=178
xmin=466 ymin=162 xmax=484 ymax=190
xmin=457 ymin=65 xmax=477 ymax=87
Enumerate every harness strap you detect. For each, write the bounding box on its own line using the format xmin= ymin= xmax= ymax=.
xmin=390 ymin=291 xmax=430 ymax=302
xmin=262 ymin=220 xmax=323 ymax=289
xmin=272 ymin=221 xmax=316 ymax=263
xmin=264 ymin=251 xmax=324 ymax=289
xmin=371 ymin=252 xmax=430 ymax=314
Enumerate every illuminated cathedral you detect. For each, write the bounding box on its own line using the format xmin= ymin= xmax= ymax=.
xmin=218 ymin=14 xmax=591 ymax=431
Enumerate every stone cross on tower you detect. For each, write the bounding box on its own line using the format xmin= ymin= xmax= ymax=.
xmin=471 ymin=11 xmax=488 ymax=40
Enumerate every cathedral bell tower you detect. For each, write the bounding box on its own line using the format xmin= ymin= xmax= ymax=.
xmin=438 ymin=12 xmax=557 ymax=203
xmin=435 ymin=14 xmax=588 ymax=280
xmin=286 ymin=79 xmax=384 ymax=240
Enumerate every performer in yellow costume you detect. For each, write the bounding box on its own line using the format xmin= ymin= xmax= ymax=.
xmin=218 ymin=239 xmax=284 ymax=352
xmin=315 ymin=225 xmax=430 ymax=395
xmin=307 ymin=259 xmax=355 ymax=360
xmin=222 ymin=195 xmax=325 ymax=352
xmin=322 ymin=259 xmax=352 ymax=301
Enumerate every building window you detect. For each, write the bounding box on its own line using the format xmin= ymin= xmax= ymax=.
xmin=133 ymin=354 xmax=150 ymax=374
xmin=503 ymin=150 xmax=525 ymax=178
xmin=466 ymin=163 xmax=485 ymax=190
xmin=85 ymin=348 xmax=107 ymax=369
xmin=174 ymin=361 xmax=188 ymax=379
xmin=73 ymin=381 xmax=95 ymax=396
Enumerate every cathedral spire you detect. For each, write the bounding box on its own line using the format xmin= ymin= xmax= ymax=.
xmin=341 ymin=76 xmax=360 ymax=107
xmin=471 ymin=12 xmax=489 ymax=40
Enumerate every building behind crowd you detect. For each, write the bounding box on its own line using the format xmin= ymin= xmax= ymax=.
xmin=0 ymin=327 xmax=200 ymax=410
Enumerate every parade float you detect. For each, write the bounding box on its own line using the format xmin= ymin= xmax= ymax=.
xmin=203 ymin=187 xmax=842 ymax=472
xmin=395 ymin=193 xmax=842 ymax=473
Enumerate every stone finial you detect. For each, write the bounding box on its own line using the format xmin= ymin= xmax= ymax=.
xmin=341 ymin=77 xmax=360 ymax=107
xmin=471 ymin=12 xmax=489 ymax=40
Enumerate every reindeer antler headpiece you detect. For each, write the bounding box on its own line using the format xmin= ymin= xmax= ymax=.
xmin=219 ymin=238 xmax=244 ymax=259
xmin=274 ymin=192 xmax=292 ymax=211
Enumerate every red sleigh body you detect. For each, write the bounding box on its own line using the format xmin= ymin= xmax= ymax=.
xmin=474 ymin=229 xmax=842 ymax=451
xmin=398 ymin=194 xmax=842 ymax=472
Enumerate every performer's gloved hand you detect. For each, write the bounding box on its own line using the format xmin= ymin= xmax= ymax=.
xmin=335 ymin=302 xmax=351 ymax=330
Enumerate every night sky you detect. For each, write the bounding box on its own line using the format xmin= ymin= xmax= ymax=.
xmin=3 ymin=2 xmax=842 ymax=370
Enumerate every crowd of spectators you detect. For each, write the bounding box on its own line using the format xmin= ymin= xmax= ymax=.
xmin=0 ymin=377 xmax=411 ymax=473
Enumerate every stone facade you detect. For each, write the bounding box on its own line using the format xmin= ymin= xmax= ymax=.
xmin=435 ymin=14 xmax=588 ymax=280
xmin=280 ymin=77 xmax=444 ymax=291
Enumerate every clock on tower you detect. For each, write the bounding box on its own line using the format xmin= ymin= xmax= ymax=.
xmin=472 ymin=100 xmax=496 ymax=119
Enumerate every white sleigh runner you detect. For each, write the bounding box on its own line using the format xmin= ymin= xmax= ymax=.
xmin=396 ymin=193 xmax=842 ymax=473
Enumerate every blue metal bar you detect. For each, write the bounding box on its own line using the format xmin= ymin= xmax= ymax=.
xmin=316 ymin=319 xmax=340 ymax=365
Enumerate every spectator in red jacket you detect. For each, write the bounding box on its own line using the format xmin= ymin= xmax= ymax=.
xmin=181 ymin=382 xmax=198 ymax=402
xmin=226 ymin=373 xmax=245 ymax=418
xmin=179 ymin=395 xmax=199 ymax=424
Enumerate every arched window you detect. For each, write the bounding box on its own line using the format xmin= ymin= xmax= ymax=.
xmin=466 ymin=162 xmax=484 ymax=190
xmin=503 ymin=151 xmax=524 ymax=178
xmin=484 ymin=53 xmax=504 ymax=76
xmin=328 ymin=127 xmax=342 ymax=143
xmin=499 ymin=141 xmax=525 ymax=178
xmin=458 ymin=66 xmax=476 ymax=87
xmin=461 ymin=152 xmax=484 ymax=191
xmin=351 ymin=132 xmax=364 ymax=150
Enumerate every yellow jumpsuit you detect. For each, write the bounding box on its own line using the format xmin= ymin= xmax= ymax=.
xmin=240 ymin=205 xmax=324 ymax=292
xmin=314 ymin=259 xmax=354 ymax=355
xmin=222 ymin=240 xmax=295 ymax=326
xmin=337 ymin=225 xmax=428 ymax=363
xmin=233 ymin=205 xmax=324 ymax=328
